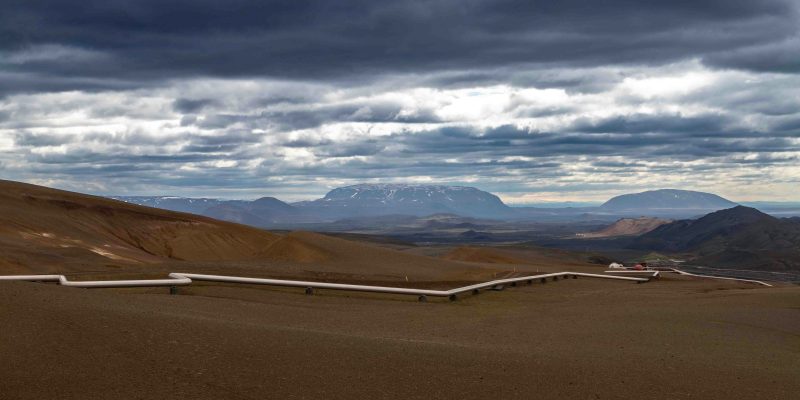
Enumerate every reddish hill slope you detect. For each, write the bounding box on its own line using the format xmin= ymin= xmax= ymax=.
xmin=0 ymin=180 xmax=282 ymax=273
xmin=256 ymin=231 xmax=497 ymax=280
xmin=581 ymin=217 xmax=671 ymax=238
xmin=441 ymin=245 xmax=598 ymax=270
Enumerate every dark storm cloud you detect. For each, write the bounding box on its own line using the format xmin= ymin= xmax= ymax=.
xmin=419 ymin=67 xmax=628 ymax=93
xmin=10 ymin=130 xmax=263 ymax=167
xmin=196 ymin=114 xmax=247 ymax=129
xmin=173 ymin=98 xmax=216 ymax=113
xmin=381 ymin=119 xmax=800 ymax=162
xmin=260 ymin=103 xmax=441 ymax=131
xmin=313 ymin=142 xmax=386 ymax=158
xmin=774 ymin=117 xmax=800 ymax=133
xmin=16 ymin=131 xmax=186 ymax=148
xmin=570 ymin=114 xmax=731 ymax=135
xmin=0 ymin=71 xmax=144 ymax=97
xmin=24 ymin=151 xmax=218 ymax=165
xmin=1 ymin=0 xmax=798 ymax=94
xmin=705 ymin=36 xmax=800 ymax=73
xmin=12 ymin=132 xmax=72 ymax=146
xmin=179 ymin=131 xmax=264 ymax=153
xmin=179 ymin=101 xmax=441 ymax=132
xmin=566 ymin=113 xmax=800 ymax=140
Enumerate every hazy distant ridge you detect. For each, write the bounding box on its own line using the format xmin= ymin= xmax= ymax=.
xmin=112 ymin=186 xmax=759 ymax=227
xmin=601 ymin=189 xmax=737 ymax=211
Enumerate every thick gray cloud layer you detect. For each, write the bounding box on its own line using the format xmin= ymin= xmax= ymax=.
xmin=1 ymin=0 xmax=799 ymax=96
xmin=0 ymin=1 xmax=799 ymax=201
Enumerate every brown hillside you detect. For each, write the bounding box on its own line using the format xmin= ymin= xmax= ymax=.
xmin=0 ymin=180 xmax=280 ymax=273
xmin=258 ymin=231 xmax=496 ymax=281
xmin=442 ymin=247 xmax=530 ymax=264
xmin=260 ymin=232 xmax=336 ymax=264
xmin=441 ymin=245 xmax=595 ymax=269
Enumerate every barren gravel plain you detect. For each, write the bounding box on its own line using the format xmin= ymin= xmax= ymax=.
xmin=2 ymin=273 xmax=798 ymax=400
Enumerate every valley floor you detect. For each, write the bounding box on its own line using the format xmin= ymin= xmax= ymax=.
xmin=2 ymin=274 xmax=798 ymax=399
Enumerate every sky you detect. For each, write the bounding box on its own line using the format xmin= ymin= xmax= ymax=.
xmin=1 ymin=0 xmax=799 ymax=203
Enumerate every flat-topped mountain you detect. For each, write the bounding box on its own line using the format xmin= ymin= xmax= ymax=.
xmin=600 ymin=189 xmax=737 ymax=214
xmin=295 ymin=184 xmax=517 ymax=220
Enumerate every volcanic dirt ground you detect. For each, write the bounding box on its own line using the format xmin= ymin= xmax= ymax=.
xmin=1 ymin=273 xmax=798 ymax=400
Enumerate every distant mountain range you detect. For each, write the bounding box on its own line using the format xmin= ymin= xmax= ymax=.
xmin=633 ymin=206 xmax=800 ymax=271
xmin=112 ymin=184 xmax=519 ymax=225
xmin=112 ymin=186 xmax=750 ymax=227
xmin=203 ymin=197 xmax=307 ymax=225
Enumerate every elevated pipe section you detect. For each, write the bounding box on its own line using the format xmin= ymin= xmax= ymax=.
xmin=603 ymin=268 xmax=772 ymax=287
xmin=174 ymin=271 xmax=648 ymax=298
xmin=665 ymin=268 xmax=772 ymax=287
xmin=603 ymin=270 xmax=660 ymax=278
xmin=171 ymin=273 xmax=448 ymax=297
xmin=0 ymin=271 xmax=649 ymax=299
xmin=0 ymin=274 xmax=192 ymax=288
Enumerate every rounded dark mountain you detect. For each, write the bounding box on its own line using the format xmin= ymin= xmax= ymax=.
xmin=250 ymin=197 xmax=297 ymax=212
xmin=632 ymin=206 xmax=800 ymax=271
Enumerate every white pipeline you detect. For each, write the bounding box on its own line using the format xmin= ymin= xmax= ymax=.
xmin=604 ymin=268 xmax=772 ymax=287
xmin=603 ymin=270 xmax=661 ymax=278
xmin=0 ymin=271 xmax=649 ymax=299
xmin=665 ymin=268 xmax=772 ymax=287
